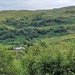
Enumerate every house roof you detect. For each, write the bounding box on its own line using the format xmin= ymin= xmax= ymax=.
xmin=15 ymin=46 xmax=25 ymax=50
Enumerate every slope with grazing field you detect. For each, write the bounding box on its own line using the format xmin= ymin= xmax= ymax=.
xmin=1 ymin=6 xmax=75 ymax=75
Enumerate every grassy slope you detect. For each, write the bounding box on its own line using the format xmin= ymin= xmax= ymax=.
xmin=0 ymin=6 xmax=75 ymax=45
xmin=1 ymin=6 xmax=75 ymax=75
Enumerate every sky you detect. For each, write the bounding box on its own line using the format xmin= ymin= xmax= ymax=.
xmin=0 ymin=0 xmax=75 ymax=10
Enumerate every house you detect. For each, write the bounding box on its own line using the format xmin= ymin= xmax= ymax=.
xmin=15 ymin=46 xmax=25 ymax=50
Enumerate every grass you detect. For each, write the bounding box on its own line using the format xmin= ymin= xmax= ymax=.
xmin=1 ymin=32 xmax=75 ymax=75
xmin=1 ymin=6 xmax=75 ymax=75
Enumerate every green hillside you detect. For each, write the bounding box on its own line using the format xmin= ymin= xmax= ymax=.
xmin=1 ymin=6 xmax=75 ymax=75
xmin=0 ymin=6 xmax=75 ymax=45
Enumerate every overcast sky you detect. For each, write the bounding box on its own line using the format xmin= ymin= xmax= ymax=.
xmin=0 ymin=0 xmax=75 ymax=10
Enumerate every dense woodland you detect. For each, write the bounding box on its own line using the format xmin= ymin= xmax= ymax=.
xmin=1 ymin=6 xmax=75 ymax=75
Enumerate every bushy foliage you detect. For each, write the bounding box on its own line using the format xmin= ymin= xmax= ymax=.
xmin=0 ymin=49 xmax=16 ymax=75
xmin=1 ymin=7 xmax=75 ymax=44
xmin=1 ymin=37 xmax=75 ymax=75
xmin=1 ymin=6 xmax=75 ymax=75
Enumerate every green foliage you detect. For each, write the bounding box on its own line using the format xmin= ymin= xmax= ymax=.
xmin=1 ymin=6 xmax=75 ymax=75
xmin=20 ymin=43 xmax=75 ymax=75
xmin=1 ymin=6 xmax=75 ymax=44
xmin=1 ymin=35 xmax=75 ymax=75
xmin=0 ymin=49 xmax=16 ymax=75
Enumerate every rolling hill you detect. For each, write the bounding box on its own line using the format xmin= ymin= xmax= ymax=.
xmin=1 ymin=6 xmax=75 ymax=75
xmin=0 ymin=6 xmax=75 ymax=45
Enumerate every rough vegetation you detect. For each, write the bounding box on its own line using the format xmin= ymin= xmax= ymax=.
xmin=1 ymin=6 xmax=75 ymax=75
